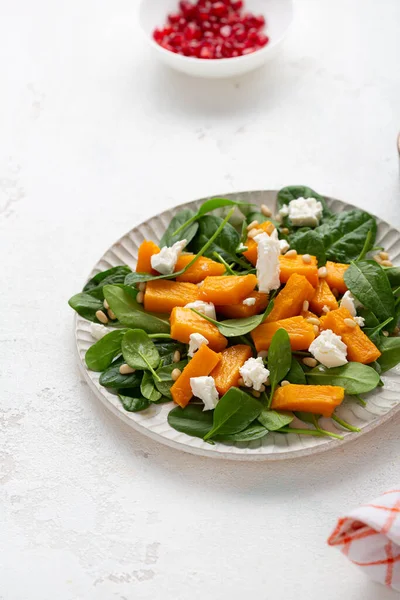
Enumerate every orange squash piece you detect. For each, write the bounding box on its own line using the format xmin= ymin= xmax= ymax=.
xmin=171 ymin=345 xmax=221 ymax=408
xmin=279 ymin=254 xmax=319 ymax=287
xmin=217 ymin=292 xmax=269 ymax=319
xmin=211 ymin=345 xmax=252 ymax=396
xmin=320 ymin=307 xmax=381 ymax=364
xmin=266 ymin=273 xmax=315 ymax=323
xmin=272 ymin=384 xmax=345 ymax=418
xmin=243 ymin=221 xmax=274 ymax=265
xmin=302 ymin=309 xmax=320 ymax=321
xmin=170 ymin=307 xmax=228 ymax=352
xmin=144 ymin=280 xmax=199 ymax=313
xmin=309 ymin=280 xmax=339 ymax=316
xmin=174 ymin=254 xmax=225 ymax=283
xmin=199 ymin=274 xmax=258 ymax=305
xmin=325 ymin=261 xmax=349 ymax=295
xmin=252 ymin=316 xmax=315 ymax=352
xmin=136 ymin=240 xmax=160 ymax=274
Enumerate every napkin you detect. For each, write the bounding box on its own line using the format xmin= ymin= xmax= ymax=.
xmin=328 ymin=489 xmax=400 ymax=590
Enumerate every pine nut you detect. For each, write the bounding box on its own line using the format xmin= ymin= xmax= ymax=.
xmin=331 ymin=288 xmax=339 ymax=298
xmin=344 ymin=318 xmax=357 ymax=328
xmin=318 ymin=267 xmax=328 ymax=278
xmin=197 ymin=281 xmax=204 ymax=287
xmin=171 ymin=368 xmax=182 ymax=381
xmin=306 ymin=317 xmax=320 ymax=326
xmin=394 ymin=327 xmax=400 ymax=335
xmin=172 ymin=350 xmax=181 ymax=363
xmin=380 ymin=251 xmax=389 ymax=260
xmin=302 ymin=254 xmax=312 ymax=264
xmin=373 ymin=255 xmax=383 ymax=264
xmin=252 ymin=390 xmax=261 ymax=398
xmin=247 ymin=220 xmax=259 ymax=231
xmin=257 ymin=350 xmax=268 ymax=359
xmin=381 ymin=260 xmax=393 ymax=267
xmin=280 ymin=380 xmax=290 ymax=387
xmin=322 ymin=305 xmax=330 ymax=313
xmin=302 ymin=300 xmax=309 ymax=312
xmin=107 ymin=309 xmax=117 ymax=320
xmin=303 ymin=357 xmax=318 ymax=368
xmin=247 ymin=228 xmax=263 ymax=239
xmin=281 ymin=227 xmax=289 ymax=235
xmin=261 ymin=204 xmax=272 ymax=217
xmin=237 ymin=377 xmax=245 ymax=387
xmin=266 ymin=223 xmax=275 ymax=236
xmin=138 ymin=282 xmax=147 ymax=292
xmin=265 ymin=377 xmax=270 ymax=386
xmin=259 ymin=384 xmax=266 ymax=393
xmin=274 ymin=213 xmax=282 ymax=223
xmin=136 ymin=291 xmax=144 ymax=304
xmin=96 ymin=310 xmax=109 ymax=324
xmin=103 ymin=299 xmax=110 ymax=310
xmin=313 ymin=325 xmax=320 ymax=336
xmin=119 ymin=364 xmax=136 ymax=375
xmin=285 ymin=249 xmax=297 ymax=258
xmin=383 ymin=331 xmax=389 ymax=337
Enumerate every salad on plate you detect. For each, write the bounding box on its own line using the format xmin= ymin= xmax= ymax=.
xmin=69 ymin=186 xmax=400 ymax=445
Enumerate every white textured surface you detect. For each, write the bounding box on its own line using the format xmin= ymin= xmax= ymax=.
xmin=1 ymin=0 xmax=400 ymax=598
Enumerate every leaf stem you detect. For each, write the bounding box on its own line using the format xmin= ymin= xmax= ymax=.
xmin=139 ymin=352 xmax=161 ymax=382
xmin=148 ymin=333 xmax=172 ymax=339
xmin=172 ymin=214 xmax=198 ymax=237
xmin=331 ymin=414 xmax=360 ymax=432
xmin=355 ymin=229 xmax=373 ymax=262
xmin=279 ymin=427 xmax=343 ymax=440
xmin=213 ymin=251 xmax=236 ymax=275
xmin=354 ymin=394 xmax=367 ymax=407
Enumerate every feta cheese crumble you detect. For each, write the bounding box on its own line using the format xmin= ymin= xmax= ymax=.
xmin=340 ymin=291 xmax=358 ymax=317
xmin=90 ymin=323 xmax=110 ymax=340
xmin=279 ymin=205 xmax=289 ymax=217
xmin=239 ymin=357 xmax=270 ymax=391
xmin=279 ymin=239 xmax=290 ymax=254
xmin=150 ymin=239 xmax=187 ymax=275
xmin=243 ymin=297 xmax=256 ymax=306
xmin=255 ymin=230 xmax=281 ymax=294
xmin=185 ymin=300 xmax=216 ymax=320
xmin=287 ymin=198 xmax=323 ymax=227
xmin=188 ymin=333 xmax=209 ymax=358
xmin=354 ymin=316 xmax=365 ymax=327
xmin=190 ymin=376 xmax=219 ymax=411
xmin=308 ymin=329 xmax=348 ymax=368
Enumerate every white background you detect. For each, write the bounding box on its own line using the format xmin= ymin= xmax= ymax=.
xmin=1 ymin=0 xmax=400 ymax=598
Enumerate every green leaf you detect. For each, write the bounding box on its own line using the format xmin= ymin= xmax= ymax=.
xmin=277 ymin=185 xmax=331 ymax=218
xmin=167 ymin=405 xmax=214 ymax=439
xmin=118 ymin=390 xmax=150 ymax=412
xmin=85 ymin=329 xmax=128 ymax=372
xmin=160 ymin=209 xmax=199 ymax=247
xmin=83 ymin=266 xmax=132 ymax=299
xmin=154 ymin=360 xmax=188 ymax=398
xmin=355 ymin=229 xmax=374 ymax=263
xmin=316 ymin=210 xmax=377 ymax=263
xmin=172 ymin=198 xmax=253 ymax=238
xmin=103 ymin=285 xmax=170 ymax=334
xmin=267 ymin=329 xmax=292 ymax=403
xmin=385 ymin=266 xmax=400 ymax=288
xmin=215 ymin=423 xmax=269 ymax=442
xmin=377 ymin=337 xmax=400 ymax=373
xmin=306 ymin=362 xmax=380 ymax=394
xmin=99 ymin=357 xmax=142 ymax=389
xmin=140 ymin=371 xmax=162 ymax=402
xmin=364 ymin=317 xmax=394 ymax=344
xmin=122 ymin=330 xmax=161 ymax=378
xmin=278 ymin=426 xmax=343 ymax=440
xmin=154 ymin=341 xmax=186 ymax=366
xmin=294 ymin=412 xmax=320 ymax=426
xmin=289 ymin=230 xmax=326 ymax=266
xmin=190 ymin=215 xmax=244 ymax=266
xmin=258 ymin=410 xmax=294 ymax=431
xmin=285 ymin=358 xmax=307 ymax=384
xmin=204 ymin=387 xmax=262 ymax=441
xmin=357 ymin=307 xmax=380 ymax=329
xmin=68 ymin=292 xmax=104 ymax=322
xmin=344 ymin=260 xmax=395 ymax=324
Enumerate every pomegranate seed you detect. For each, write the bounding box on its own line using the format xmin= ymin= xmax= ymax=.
xmin=153 ymin=29 xmax=164 ymax=42
xmin=220 ymin=25 xmax=231 ymax=37
xmin=233 ymin=25 xmax=246 ymax=41
xmin=212 ymin=1 xmax=227 ymax=17
xmin=204 ymin=30 xmax=214 ymax=38
xmin=242 ymin=46 xmax=256 ymax=54
xmin=179 ymin=1 xmax=195 ymax=18
xmin=256 ymin=33 xmax=269 ymax=47
xmin=168 ymin=13 xmax=181 ymax=24
xmin=231 ymin=0 xmax=243 ymax=9
xmin=199 ymin=44 xmax=215 ymax=58
xmin=254 ymin=15 xmax=265 ymax=27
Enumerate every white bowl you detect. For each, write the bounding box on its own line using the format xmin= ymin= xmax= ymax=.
xmin=138 ymin=0 xmax=294 ymax=78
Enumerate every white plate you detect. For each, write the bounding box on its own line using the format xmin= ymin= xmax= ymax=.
xmin=75 ymin=191 xmax=400 ymax=461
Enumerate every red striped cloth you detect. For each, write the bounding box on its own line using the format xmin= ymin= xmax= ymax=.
xmin=328 ymin=489 xmax=400 ymax=590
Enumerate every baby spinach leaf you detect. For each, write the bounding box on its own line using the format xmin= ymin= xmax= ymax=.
xmin=140 ymin=371 xmax=162 ymax=402
xmin=364 ymin=317 xmax=394 ymax=344
xmin=215 ymin=423 xmax=269 ymax=442
xmin=154 ymin=341 xmax=186 ymax=366
xmin=103 ymin=285 xmax=170 ymax=334
xmin=316 ymin=210 xmax=377 ymax=263
xmin=168 ymin=405 xmax=213 ymax=439
xmin=278 ymin=426 xmax=343 ymax=440
xmin=160 ymin=209 xmax=199 ymax=247
xmin=267 ymin=329 xmax=292 ymax=405
xmin=289 ymin=230 xmax=326 ymax=266
xmin=122 ymin=330 xmax=161 ymax=380
xmin=294 ymin=412 xmax=320 ymax=426
xmin=172 ymin=198 xmax=253 ymax=238
xmin=344 ymin=260 xmax=395 ymax=324
xmin=85 ymin=329 xmax=128 ymax=372
xmin=357 ymin=307 xmax=380 ymax=329
xmin=277 ymin=185 xmax=331 ymax=217
xmin=355 ymin=230 xmax=374 ymax=263
xmin=285 ymin=358 xmax=307 ymax=384
xmin=204 ymin=387 xmax=262 ymax=441
xmin=99 ymin=357 xmax=142 ymax=389
xmin=83 ymin=266 xmax=132 ymax=299
xmin=306 ymin=362 xmax=380 ymax=394
xmin=190 ymin=215 xmax=245 ymax=266
xmin=68 ymin=292 xmax=104 ymax=322
xmin=154 ymin=360 xmax=188 ymax=398
xmin=118 ymin=390 xmax=150 ymax=412
xmin=377 ymin=337 xmax=400 ymax=373
xmin=258 ymin=409 xmax=294 ymax=431
xmin=385 ymin=266 xmax=400 ymax=288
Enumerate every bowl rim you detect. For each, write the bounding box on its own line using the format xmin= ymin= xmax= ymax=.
xmin=137 ymin=0 xmax=294 ymax=65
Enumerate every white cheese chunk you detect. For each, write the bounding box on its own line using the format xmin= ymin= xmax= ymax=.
xmin=243 ymin=297 xmax=256 ymax=306
xmin=239 ymin=357 xmax=270 ymax=391
xmin=90 ymin=323 xmax=110 ymax=340
xmin=340 ymin=291 xmax=359 ymax=317
xmin=188 ymin=333 xmax=209 ymax=358
xmin=185 ymin=300 xmax=216 ymax=320
xmin=288 ymin=197 xmax=323 ymax=227
xmin=279 ymin=205 xmax=289 ymax=217
xmin=308 ymin=329 xmax=348 ymax=368
xmin=190 ymin=376 xmax=219 ymax=411
xmin=279 ymin=239 xmax=290 ymax=254
xmin=255 ymin=231 xmax=281 ymax=294
xmin=150 ymin=239 xmax=187 ymax=275
xmin=354 ymin=316 xmax=365 ymax=327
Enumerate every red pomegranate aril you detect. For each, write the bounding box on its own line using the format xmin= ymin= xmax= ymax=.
xmin=257 ymin=33 xmax=269 ymax=47
xmin=220 ymin=24 xmax=232 ymax=37
xmin=231 ymin=0 xmax=243 ymax=10
xmin=204 ymin=30 xmax=214 ymax=38
xmin=168 ymin=13 xmax=181 ymax=24
xmin=211 ymin=1 xmax=228 ymax=17
xmin=254 ymin=15 xmax=266 ymax=27
xmin=179 ymin=1 xmax=195 ymax=18
xmin=242 ymin=46 xmax=256 ymax=55
xmin=199 ymin=44 xmax=215 ymax=58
